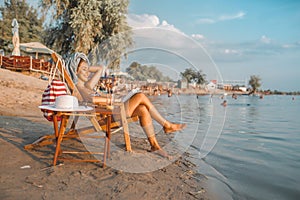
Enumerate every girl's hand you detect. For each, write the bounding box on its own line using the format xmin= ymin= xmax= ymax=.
xmin=89 ymin=65 xmax=104 ymax=73
xmin=92 ymin=96 xmax=112 ymax=105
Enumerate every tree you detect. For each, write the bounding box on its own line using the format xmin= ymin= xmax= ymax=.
xmin=180 ymin=68 xmax=207 ymax=85
xmin=195 ymin=70 xmax=206 ymax=85
xmin=126 ymin=62 xmax=173 ymax=82
xmin=248 ymin=75 xmax=261 ymax=94
xmin=42 ymin=0 xmax=133 ymax=69
xmin=0 ymin=0 xmax=45 ymax=54
xmin=180 ymin=68 xmax=194 ymax=83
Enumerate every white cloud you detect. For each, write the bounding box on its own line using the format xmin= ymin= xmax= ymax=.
xmin=192 ymin=34 xmax=205 ymax=40
xmin=161 ymin=20 xmax=178 ymax=31
xmin=282 ymin=42 xmax=300 ymax=49
xmin=219 ymin=11 xmax=246 ymax=21
xmin=127 ymin=14 xmax=181 ymax=33
xmin=260 ymin=35 xmax=271 ymax=44
xmin=126 ymin=14 xmax=193 ymax=50
xmin=127 ymin=14 xmax=160 ymax=28
xmin=223 ymin=49 xmax=239 ymax=54
xmin=282 ymin=44 xmax=293 ymax=48
xmin=196 ymin=18 xmax=215 ymax=24
xmin=127 ymin=13 xmax=210 ymax=52
xmin=196 ymin=11 xmax=246 ymax=24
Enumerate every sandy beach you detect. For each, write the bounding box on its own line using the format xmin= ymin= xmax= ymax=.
xmin=0 ymin=68 xmax=210 ymax=200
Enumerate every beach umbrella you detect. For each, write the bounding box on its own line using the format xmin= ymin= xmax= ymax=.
xmin=11 ymin=18 xmax=20 ymax=56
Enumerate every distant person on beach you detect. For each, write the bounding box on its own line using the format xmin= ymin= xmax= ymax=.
xmin=65 ymin=52 xmax=186 ymax=158
xmin=221 ymin=100 xmax=227 ymax=107
xmin=232 ymin=93 xmax=237 ymax=99
xmin=167 ymin=89 xmax=172 ymax=97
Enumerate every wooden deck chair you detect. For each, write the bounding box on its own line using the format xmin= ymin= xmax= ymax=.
xmin=51 ymin=52 xmax=137 ymax=152
xmin=25 ymin=52 xmax=137 ymax=153
xmin=22 ymin=54 xmax=111 ymax=166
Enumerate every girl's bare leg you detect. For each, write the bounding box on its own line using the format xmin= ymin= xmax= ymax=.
xmin=126 ymin=93 xmax=186 ymax=134
xmin=132 ymin=105 xmax=169 ymax=158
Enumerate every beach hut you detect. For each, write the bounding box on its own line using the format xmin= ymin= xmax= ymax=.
xmin=20 ymin=42 xmax=53 ymax=58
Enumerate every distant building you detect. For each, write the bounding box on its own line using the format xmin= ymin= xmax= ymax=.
xmin=238 ymin=87 xmax=247 ymax=92
xmin=223 ymin=84 xmax=233 ymax=90
xmin=177 ymin=78 xmax=188 ymax=89
xmin=207 ymin=81 xmax=217 ymax=90
xmin=217 ymin=79 xmax=248 ymax=90
xmin=210 ymin=79 xmax=217 ymax=84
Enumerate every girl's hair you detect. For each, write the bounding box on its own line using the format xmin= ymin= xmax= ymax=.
xmin=65 ymin=52 xmax=89 ymax=84
xmin=77 ymin=59 xmax=87 ymax=72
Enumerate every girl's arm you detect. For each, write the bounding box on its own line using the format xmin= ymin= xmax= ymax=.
xmin=85 ymin=65 xmax=104 ymax=90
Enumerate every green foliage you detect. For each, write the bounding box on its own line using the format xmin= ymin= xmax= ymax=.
xmin=0 ymin=0 xmax=44 ymax=54
xmin=180 ymin=68 xmax=207 ymax=85
xmin=42 ymin=0 xmax=133 ymax=69
xmin=126 ymin=62 xmax=173 ymax=82
xmin=248 ymin=75 xmax=261 ymax=92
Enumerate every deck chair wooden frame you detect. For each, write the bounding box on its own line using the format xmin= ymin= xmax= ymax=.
xmin=24 ymin=52 xmax=136 ymax=157
xmin=50 ymin=53 xmax=135 ymax=152
xmin=24 ymin=53 xmax=113 ymax=167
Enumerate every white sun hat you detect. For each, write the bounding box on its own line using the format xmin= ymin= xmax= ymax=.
xmin=39 ymin=95 xmax=93 ymax=112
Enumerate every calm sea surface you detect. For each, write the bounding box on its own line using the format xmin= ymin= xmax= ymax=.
xmin=153 ymin=94 xmax=300 ymax=200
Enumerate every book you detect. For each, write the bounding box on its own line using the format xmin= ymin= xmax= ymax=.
xmin=120 ymin=88 xmax=141 ymax=102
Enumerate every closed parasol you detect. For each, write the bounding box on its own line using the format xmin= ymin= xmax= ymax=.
xmin=11 ymin=18 xmax=20 ymax=56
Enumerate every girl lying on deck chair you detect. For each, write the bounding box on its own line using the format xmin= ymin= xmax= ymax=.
xmin=65 ymin=52 xmax=186 ymax=158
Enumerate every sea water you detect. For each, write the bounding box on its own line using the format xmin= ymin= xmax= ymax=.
xmin=152 ymin=94 xmax=300 ymax=200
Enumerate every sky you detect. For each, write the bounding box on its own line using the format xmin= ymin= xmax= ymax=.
xmin=1 ymin=0 xmax=299 ymax=91
xmin=126 ymin=0 xmax=300 ymax=91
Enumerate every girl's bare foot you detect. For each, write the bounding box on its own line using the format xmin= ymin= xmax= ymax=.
xmin=150 ymin=146 xmax=171 ymax=160
xmin=164 ymin=123 xmax=186 ymax=134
